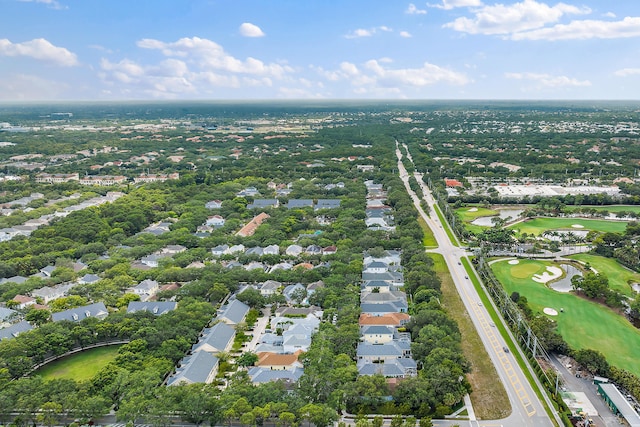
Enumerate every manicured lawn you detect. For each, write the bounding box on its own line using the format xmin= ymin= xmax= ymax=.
xmin=455 ymin=206 xmax=498 ymax=222
xmin=492 ymin=259 xmax=640 ymax=376
xmin=35 ymin=345 xmax=121 ymax=381
xmin=508 ymin=217 xmax=628 ymax=236
xmin=568 ymin=253 xmax=640 ymax=297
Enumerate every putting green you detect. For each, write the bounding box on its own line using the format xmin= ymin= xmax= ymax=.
xmin=510 ymin=262 xmax=546 ymax=279
xmin=492 ymin=258 xmax=640 ymax=376
xmin=455 ymin=206 xmax=498 ymax=223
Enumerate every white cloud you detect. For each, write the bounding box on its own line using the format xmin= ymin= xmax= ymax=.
xmin=100 ymin=37 xmax=297 ymax=98
xmin=137 ymin=37 xmax=292 ymax=77
xmin=505 ymin=72 xmax=591 ymax=87
xmin=444 ymin=0 xmax=590 ymax=35
xmin=400 ymin=31 xmax=413 ymax=38
xmin=317 ymin=59 xmax=468 ymax=94
xmin=614 ymin=68 xmax=640 ymax=77
xmin=18 ymin=0 xmax=65 ymax=10
xmin=345 ymin=26 xmax=393 ymax=39
xmin=406 ymin=3 xmax=427 ymax=14
xmin=0 ymin=38 xmax=78 ymax=66
xmin=429 ymin=0 xmax=483 ymax=10
xmin=511 ymin=16 xmax=640 ymax=40
xmin=239 ymin=22 xmax=265 ymax=38
xmin=604 ymin=12 xmax=616 ymax=18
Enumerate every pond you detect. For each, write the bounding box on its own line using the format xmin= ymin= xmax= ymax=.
xmin=549 ymin=264 xmax=582 ymax=293
xmin=471 ymin=209 xmax=524 ymax=226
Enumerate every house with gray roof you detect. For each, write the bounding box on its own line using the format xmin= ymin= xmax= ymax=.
xmin=360 ymin=302 xmax=407 ymax=316
xmin=79 ymin=273 xmax=101 ymax=284
xmin=40 ymin=265 xmax=56 ymax=277
xmin=127 ymin=301 xmax=177 ymax=316
xmin=167 ymin=351 xmax=219 ymax=386
xmin=357 ymin=341 xmax=412 ymax=363
xmin=263 ymin=244 xmax=279 ymax=256
xmin=360 ymin=325 xmax=395 ymax=344
xmin=364 ymin=261 xmax=389 ymax=274
xmin=127 ymin=279 xmax=159 ymax=301
xmin=51 ymin=302 xmax=108 ymax=323
xmin=0 ymin=307 xmax=17 ymax=323
xmin=193 ymin=322 xmax=235 ymax=354
xmin=218 ymin=299 xmax=250 ymax=325
xmin=0 ymin=275 xmax=27 ymax=285
xmin=0 ymin=320 xmax=33 ymax=341
xmin=247 ymin=199 xmax=279 ymax=209
xmin=361 ymin=280 xmax=393 ymax=293
xmin=260 ymin=280 xmax=282 ymax=296
xmin=315 ymin=199 xmax=341 ymax=210
xmin=211 ymin=244 xmax=229 ymax=257
xmin=283 ymin=283 xmax=307 ymax=303
xmin=248 ymin=366 xmax=303 ymax=384
xmin=205 ymin=200 xmax=223 ymax=209
xmin=287 ymin=199 xmax=314 ymax=209
xmin=285 ymin=244 xmax=303 ymax=257
xmin=357 ymin=358 xmax=417 ymax=378
xmin=245 ymin=247 xmax=264 ymax=257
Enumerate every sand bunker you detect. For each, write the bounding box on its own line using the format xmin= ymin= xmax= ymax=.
xmin=543 ymin=307 xmax=558 ymax=316
xmin=468 ymin=207 xmax=478 ymax=212
xmin=508 ymin=260 xmax=520 ymax=265
xmin=532 ymin=266 xmax=563 ymax=283
xmin=571 ymin=224 xmax=585 ymax=228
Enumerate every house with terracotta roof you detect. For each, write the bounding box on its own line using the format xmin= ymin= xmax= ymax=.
xmin=236 ymin=212 xmax=270 ymax=237
xmin=256 ymin=350 xmax=304 ymax=370
xmin=358 ymin=312 xmax=410 ymax=327
xmin=444 ymin=178 xmax=463 ymax=187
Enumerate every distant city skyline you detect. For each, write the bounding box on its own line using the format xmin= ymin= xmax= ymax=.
xmin=1 ymin=0 xmax=640 ymax=101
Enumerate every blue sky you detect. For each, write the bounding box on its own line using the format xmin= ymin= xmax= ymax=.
xmin=1 ymin=0 xmax=640 ymax=100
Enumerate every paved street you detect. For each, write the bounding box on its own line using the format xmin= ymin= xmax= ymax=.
xmin=396 ymin=142 xmax=558 ymax=427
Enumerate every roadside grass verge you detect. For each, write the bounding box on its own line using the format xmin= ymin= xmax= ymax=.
xmin=430 ymin=253 xmax=510 ymax=420
xmin=433 ymin=203 xmax=459 ymax=246
xmin=417 ymin=216 xmax=438 ymax=248
xmin=491 ymin=258 xmax=640 ymax=376
xmin=568 ymin=253 xmax=640 ymax=297
xmin=35 ymin=345 xmax=121 ymax=382
xmin=508 ymin=217 xmax=627 ymax=236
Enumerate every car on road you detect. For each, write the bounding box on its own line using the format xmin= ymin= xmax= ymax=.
xmin=477 ymin=301 xmax=482 ymax=306
xmin=503 ymin=347 xmax=509 ymax=353
xmin=464 ymin=275 xmax=469 ymax=279
xmin=457 ymin=261 xmax=461 ymax=265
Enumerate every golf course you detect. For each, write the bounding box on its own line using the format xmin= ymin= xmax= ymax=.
xmin=492 ymin=258 xmax=640 ymax=375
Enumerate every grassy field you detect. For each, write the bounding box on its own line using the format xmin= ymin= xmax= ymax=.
xmin=568 ymin=253 xmax=640 ymax=297
xmin=455 ymin=206 xmax=498 ymax=222
xmin=417 ymin=216 xmax=438 ymax=248
xmin=36 ymin=345 xmax=121 ymax=381
xmin=491 ymin=259 xmax=640 ymax=376
xmin=508 ymin=217 xmax=628 ymax=236
xmin=431 ymin=254 xmax=511 ymax=420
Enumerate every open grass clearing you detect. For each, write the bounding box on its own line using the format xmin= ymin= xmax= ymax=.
xmin=568 ymin=253 xmax=640 ymax=297
xmin=508 ymin=217 xmax=628 ymax=236
xmin=491 ymin=258 xmax=640 ymax=376
xmin=35 ymin=345 xmax=121 ymax=382
xmin=430 ymin=253 xmax=510 ymax=420
xmin=417 ymin=216 xmax=438 ymax=248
